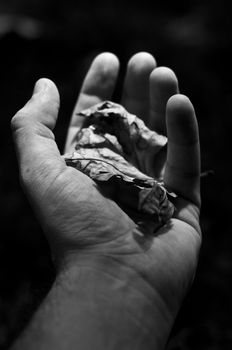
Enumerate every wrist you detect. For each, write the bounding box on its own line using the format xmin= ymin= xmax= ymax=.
xmin=11 ymin=254 xmax=175 ymax=350
xmin=55 ymin=255 xmax=175 ymax=350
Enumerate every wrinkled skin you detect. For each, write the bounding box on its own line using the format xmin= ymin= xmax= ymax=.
xmin=12 ymin=52 xmax=201 ymax=343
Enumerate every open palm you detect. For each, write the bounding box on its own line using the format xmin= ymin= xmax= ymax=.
xmin=64 ymin=52 xmax=201 ymax=299
xmin=12 ymin=52 xmax=201 ymax=338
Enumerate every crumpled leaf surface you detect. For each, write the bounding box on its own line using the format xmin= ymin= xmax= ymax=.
xmin=64 ymin=101 xmax=175 ymax=234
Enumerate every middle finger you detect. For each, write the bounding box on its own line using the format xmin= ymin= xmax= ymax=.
xmin=121 ymin=52 xmax=157 ymax=124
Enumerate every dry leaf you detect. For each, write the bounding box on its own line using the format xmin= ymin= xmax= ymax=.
xmin=64 ymin=101 xmax=175 ymax=234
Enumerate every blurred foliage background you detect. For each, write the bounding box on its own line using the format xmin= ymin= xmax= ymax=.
xmin=0 ymin=0 xmax=231 ymax=349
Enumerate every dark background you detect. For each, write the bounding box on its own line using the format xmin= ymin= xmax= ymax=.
xmin=0 ymin=0 xmax=231 ymax=349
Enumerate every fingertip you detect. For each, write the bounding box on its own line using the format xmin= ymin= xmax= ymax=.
xmin=32 ymin=78 xmax=60 ymax=103
xmin=33 ymin=78 xmax=57 ymax=93
xmin=84 ymin=52 xmax=120 ymax=97
xmin=26 ymin=78 xmax=60 ymax=130
xmin=92 ymin=52 xmax=120 ymax=73
xmin=127 ymin=52 xmax=157 ymax=74
xmin=167 ymin=94 xmax=193 ymax=112
xmin=33 ymin=78 xmax=47 ymax=95
xmin=166 ymin=94 xmax=198 ymax=144
xmin=167 ymin=94 xmax=196 ymax=126
xmin=150 ymin=66 xmax=178 ymax=89
xmin=32 ymin=78 xmax=60 ymax=109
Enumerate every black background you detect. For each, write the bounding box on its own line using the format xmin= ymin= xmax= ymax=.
xmin=0 ymin=0 xmax=231 ymax=349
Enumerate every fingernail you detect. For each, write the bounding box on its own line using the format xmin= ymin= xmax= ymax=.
xmin=32 ymin=79 xmax=47 ymax=96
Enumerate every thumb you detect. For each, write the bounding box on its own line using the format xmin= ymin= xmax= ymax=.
xmin=11 ymin=78 xmax=66 ymax=193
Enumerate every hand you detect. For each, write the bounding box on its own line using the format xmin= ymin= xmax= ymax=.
xmin=11 ymin=52 xmax=201 ymax=348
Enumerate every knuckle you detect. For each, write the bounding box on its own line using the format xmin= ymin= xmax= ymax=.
xmin=11 ymin=109 xmax=29 ymax=132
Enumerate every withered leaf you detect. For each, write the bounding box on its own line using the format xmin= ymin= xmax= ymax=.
xmin=64 ymin=101 xmax=175 ymax=234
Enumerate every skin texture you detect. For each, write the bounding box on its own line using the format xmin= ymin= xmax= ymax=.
xmin=11 ymin=52 xmax=201 ymax=350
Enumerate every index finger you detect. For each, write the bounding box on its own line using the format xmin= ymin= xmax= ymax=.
xmin=65 ymin=53 xmax=119 ymax=152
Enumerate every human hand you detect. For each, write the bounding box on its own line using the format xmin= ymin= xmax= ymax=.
xmin=11 ymin=52 xmax=201 ymax=347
